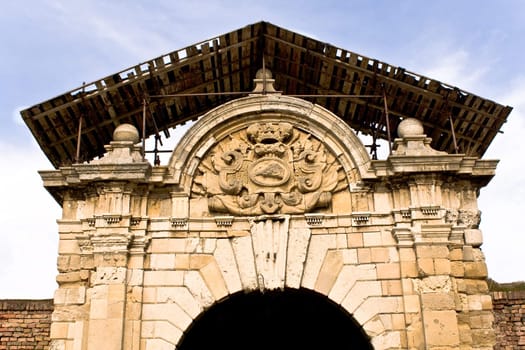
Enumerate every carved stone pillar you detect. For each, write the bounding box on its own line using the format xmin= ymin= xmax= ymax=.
xmin=381 ymin=118 xmax=496 ymax=349
xmin=414 ymin=223 xmax=460 ymax=349
xmin=87 ymin=231 xmax=131 ymax=350
xmin=42 ymin=124 xmax=151 ymax=350
xmin=124 ymin=229 xmax=149 ymax=350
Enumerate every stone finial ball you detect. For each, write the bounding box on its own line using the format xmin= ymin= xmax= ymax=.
xmin=397 ymin=118 xmax=424 ymax=137
xmin=113 ymin=123 xmax=140 ymax=143
xmin=255 ymin=68 xmax=273 ymax=79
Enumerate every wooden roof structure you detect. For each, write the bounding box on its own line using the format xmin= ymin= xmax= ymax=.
xmin=21 ymin=21 xmax=512 ymax=168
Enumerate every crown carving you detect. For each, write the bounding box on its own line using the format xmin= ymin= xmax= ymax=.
xmin=247 ymin=122 xmax=293 ymax=144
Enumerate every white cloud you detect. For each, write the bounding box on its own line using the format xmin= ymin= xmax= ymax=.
xmin=477 ymin=75 xmax=525 ymax=282
xmin=11 ymin=106 xmax=29 ymax=126
xmin=0 ymin=141 xmax=60 ymax=298
xmin=41 ymin=1 xmax=176 ymax=61
xmin=421 ymin=49 xmax=490 ymax=91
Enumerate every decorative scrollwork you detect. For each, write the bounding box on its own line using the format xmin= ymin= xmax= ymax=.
xmin=192 ymin=121 xmax=347 ymax=215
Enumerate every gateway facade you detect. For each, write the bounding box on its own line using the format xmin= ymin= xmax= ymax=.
xmin=23 ymin=23 xmax=510 ymax=349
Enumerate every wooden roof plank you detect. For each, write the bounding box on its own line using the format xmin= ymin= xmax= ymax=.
xmin=20 ymin=21 xmax=512 ymax=168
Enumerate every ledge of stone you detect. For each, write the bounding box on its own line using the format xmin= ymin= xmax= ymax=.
xmin=0 ymin=299 xmax=54 ymax=311
xmin=491 ymin=290 xmax=525 ymax=300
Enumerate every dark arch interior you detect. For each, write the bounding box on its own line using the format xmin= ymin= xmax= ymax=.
xmin=177 ymin=288 xmax=373 ymax=350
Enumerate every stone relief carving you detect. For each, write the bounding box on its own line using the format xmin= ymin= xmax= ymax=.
xmin=413 ymin=275 xmax=452 ymax=294
xmin=192 ymin=122 xmax=347 ymax=215
xmin=445 ymin=209 xmax=481 ymax=228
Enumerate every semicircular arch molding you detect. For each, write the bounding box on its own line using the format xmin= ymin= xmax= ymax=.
xmin=166 ymin=95 xmax=374 ymax=193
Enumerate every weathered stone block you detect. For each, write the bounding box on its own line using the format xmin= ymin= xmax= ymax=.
xmin=315 ymin=250 xmax=344 ymax=295
xmin=400 ymin=260 xmax=419 ymax=278
xmin=449 ymin=247 xmax=463 ymax=261
xmin=463 ymin=279 xmax=489 ymax=294
xmin=142 ymin=303 xmax=192 ymax=331
xmin=399 ymin=247 xmax=416 ymax=262
xmin=58 ymin=240 xmax=80 ymax=255
xmin=471 ymin=328 xmax=495 ymax=346
xmin=370 ymin=247 xmax=390 ymax=263
xmin=417 ymin=258 xmax=435 ymax=275
xmin=54 ymin=287 xmax=86 ymax=306
xmin=149 ymin=254 xmax=175 ymax=269
xmin=458 ymin=323 xmax=473 ymax=344
xmin=421 ymin=292 xmax=455 ymax=310
xmin=423 ymin=310 xmax=460 ymax=346
xmin=347 ymin=232 xmax=363 ymax=248
xmin=450 ymin=261 xmax=465 ymax=277
xmin=404 ymin=294 xmax=421 ymax=313
xmin=154 ymin=287 xmax=201 ymax=318
xmin=199 ymin=259 xmax=228 ymax=300
xmin=416 ymin=245 xmax=449 ymax=259
xmin=464 ymin=262 xmax=488 ymax=278
xmin=50 ymin=322 xmax=69 ymax=339
xmin=376 ymin=263 xmax=401 ymax=279
xmin=363 ymin=231 xmax=382 ymax=247
xmin=342 ymin=248 xmax=358 ymax=264
xmin=464 ymin=229 xmax=483 ymax=247
xmin=381 ymin=280 xmax=403 ymax=296
xmin=143 ymin=271 xmax=184 ymax=286
xmin=357 ymin=248 xmax=372 ymax=263
xmin=434 ymin=258 xmax=451 ymax=275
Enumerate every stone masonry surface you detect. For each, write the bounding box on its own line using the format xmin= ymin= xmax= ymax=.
xmin=38 ymin=95 xmax=502 ymax=349
xmin=1 ymin=293 xmax=524 ymax=348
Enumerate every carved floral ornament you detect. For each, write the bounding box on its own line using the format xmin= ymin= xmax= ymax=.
xmin=191 ymin=121 xmax=348 ymax=215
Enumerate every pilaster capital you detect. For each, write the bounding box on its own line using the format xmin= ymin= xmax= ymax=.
xmin=392 ymin=226 xmax=414 ymax=246
xmin=90 ymin=232 xmax=132 ymax=255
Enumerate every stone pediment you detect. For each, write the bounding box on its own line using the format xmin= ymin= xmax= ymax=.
xmin=163 ymin=93 xmax=376 ymax=217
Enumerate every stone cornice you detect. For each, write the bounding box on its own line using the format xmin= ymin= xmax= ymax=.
xmin=367 ymin=120 xmax=498 ymax=182
xmin=369 ymin=155 xmax=498 ymax=184
xmin=40 ymin=162 xmax=151 ymax=185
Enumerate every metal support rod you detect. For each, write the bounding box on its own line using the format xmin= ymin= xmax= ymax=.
xmin=75 ymin=114 xmax=83 ymax=164
xmin=153 ymin=136 xmax=161 ymax=166
xmin=290 ymin=94 xmax=382 ymax=98
xmin=142 ymin=98 xmax=147 ymax=161
xmin=75 ymin=82 xmax=86 ymax=164
xmin=449 ymin=114 xmax=459 ymax=153
xmin=262 ymin=56 xmax=267 ymax=95
xmin=150 ymin=91 xmax=249 ymax=98
xmin=149 ymin=92 xmax=381 ymax=98
xmin=382 ymin=85 xmax=392 ymax=155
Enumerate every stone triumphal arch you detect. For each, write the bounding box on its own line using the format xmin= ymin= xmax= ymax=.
xmin=41 ymin=85 xmax=496 ymax=349
xmin=24 ymin=22 xmax=510 ymax=350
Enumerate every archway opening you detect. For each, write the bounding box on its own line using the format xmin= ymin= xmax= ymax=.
xmin=177 ymin=288 xmax=373 ymax=350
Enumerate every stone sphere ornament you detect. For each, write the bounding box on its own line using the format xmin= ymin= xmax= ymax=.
xmin=255 ymin=68 xmax=273 ymax=79
xmin=397 ymin=118 xmax=424 ymax=138
xmin=113 ymin=123 xmax=140 ymax=143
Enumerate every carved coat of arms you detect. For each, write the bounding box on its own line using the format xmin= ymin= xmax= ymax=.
xmin=192 ymin=122 xmax=347 ymax=215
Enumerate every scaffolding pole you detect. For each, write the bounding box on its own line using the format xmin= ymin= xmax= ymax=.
xmin=449 ymin=114 xmax=459 ymax=153
xmin=382 ymin=85 xmax=392 ymax=155
xmin=75 ymin=82 xmax=86 ymax=164
xmin=142 ymin=98 xmax=147 ymax=161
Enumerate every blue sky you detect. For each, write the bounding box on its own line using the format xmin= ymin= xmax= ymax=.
xmin=1 ymin=0 xmax=524 ymax=298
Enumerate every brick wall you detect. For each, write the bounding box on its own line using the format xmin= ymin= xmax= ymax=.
xmin=492 ymin=290 xmax=525 ymax=349
xmin=1 ymin=295 xmax=525 ymax=348
xmin=0 ymin=299 xmax=53 ymax=350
